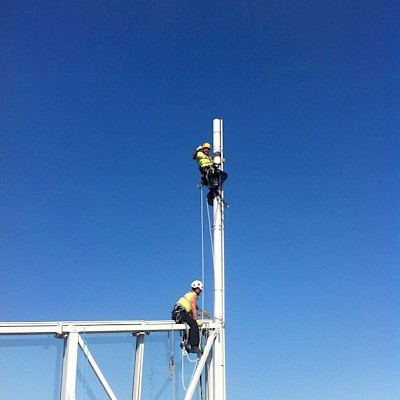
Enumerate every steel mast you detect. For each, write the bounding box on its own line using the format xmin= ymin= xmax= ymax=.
xmin=212 ymin=118 xmax=226 ymax=400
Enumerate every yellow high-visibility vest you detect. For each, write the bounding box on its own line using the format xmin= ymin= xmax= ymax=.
xmin=196 ymin=151 xmax=213 ymax=170
xmin=176 ymin=291 xmax=197 ymax=313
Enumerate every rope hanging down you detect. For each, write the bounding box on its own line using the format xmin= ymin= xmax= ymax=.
xmin=173 ymin=185 xmax=217 ymax=396
xmin=200 ymin=187 xmax=206 ymax=317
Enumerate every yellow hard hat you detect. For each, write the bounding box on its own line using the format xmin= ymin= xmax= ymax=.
xmin=202 ymin=142 xmax=211 ymax=149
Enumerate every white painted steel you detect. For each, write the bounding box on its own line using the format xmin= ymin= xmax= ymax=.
xmin=183 ymin=329 xmax=219 ymax=400
xmin=78 ymin=335 xmax=117 ymax=400
xmin=205 ymin=348 xmax=214 ymax=400
xmin=212 ymin=118 xmax=226 ymax=400
xmin=60 ymin=332 xmax=79 ymax=400
xmin=0 ymin=320 xmax=216 ymax=335
xmin=1 ymin=120 xmax=228 ymax=400
xmin=132 ymin=332 xmax=146 ymax=400
xmin=0 ymin=320 xmax=219 ymax=399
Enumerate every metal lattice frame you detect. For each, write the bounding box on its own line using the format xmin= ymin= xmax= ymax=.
xmin=0 ymin=320 xmax=220 ymax=400
xmin=1 ymin=118 xmax=227 ymax=400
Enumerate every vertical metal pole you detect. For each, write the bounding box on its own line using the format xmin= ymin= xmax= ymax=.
xmin=131 ymin=332 xmax=146 ymax=400
xmin=60 ymin=332 xmax=79 ymax=400
xmin=205 ymin=345 xmax=214 ymax=399
xmin=212 ymin=118 xmax=226 ymax=400
xmin=183 ymin=329 xmax=218 ymax=400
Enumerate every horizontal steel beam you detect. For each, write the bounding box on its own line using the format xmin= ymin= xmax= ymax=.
xmin=0 ymin=320 xmax=217 ymax=335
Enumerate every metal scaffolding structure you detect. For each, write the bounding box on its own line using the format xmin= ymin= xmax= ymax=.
xmin=0 ymin=320 xmax=219 ymax=400
xmin=0 ymin=118 xmax=227 ymax=400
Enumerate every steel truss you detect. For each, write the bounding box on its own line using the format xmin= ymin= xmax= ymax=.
xmin=0 ymin=320 xmax=220 ymax=400
xmin=1 ymin=118 xmax=227 ymax=400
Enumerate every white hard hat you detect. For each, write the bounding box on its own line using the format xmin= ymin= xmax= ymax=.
xmin=191 ymin=280 xmax=204 ymax=291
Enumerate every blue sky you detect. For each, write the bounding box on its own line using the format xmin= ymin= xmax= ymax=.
xmin=1 ymin=1 xmax=399 ymax=399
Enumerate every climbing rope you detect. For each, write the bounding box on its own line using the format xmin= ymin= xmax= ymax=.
xmin=181 ymin=349 xmax=201 ymax=392
xmin=199 ymin=373 xmax=204 ymax=400
xmin=205 ymin=197 xmax=214 ymax=263
xmin=176 ymin=183 xmax=218 ymax=396
xmin=200 ymin=187 xmax=206 ymax=318
xmin=168 ymin=330 xmax=176 ymax=400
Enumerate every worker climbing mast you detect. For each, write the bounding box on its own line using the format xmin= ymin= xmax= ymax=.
xmin=0 ymin=119 xmax=228 ymax=400
xmin=212 ymin=118 xmax=226 ymax=400
xmin=184 ymin=118 xmax=228 ymax=400
xmin=193 ymin=136 xmax=228 ymax=207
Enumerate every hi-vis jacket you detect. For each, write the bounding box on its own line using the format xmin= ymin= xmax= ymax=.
xmin=196 ymin=151 xmax=213 ymax=170
xmin=176 ymin=291 xmax=197 ymax=313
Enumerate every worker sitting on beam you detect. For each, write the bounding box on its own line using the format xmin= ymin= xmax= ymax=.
xmin=171 ymin=280 xmax=208 ymax=354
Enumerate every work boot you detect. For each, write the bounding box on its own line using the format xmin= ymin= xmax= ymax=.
xmin=180 ymin=343 xmax=190 ymax=352
xmin=207 ymin=190 xmax=218 ymax=206
xmin=190 ymin=346 xmax=203 ymax=354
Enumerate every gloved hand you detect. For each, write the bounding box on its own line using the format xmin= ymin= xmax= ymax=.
xmin=201 ymin=311 xmax=210 ymax=318
xmin=196 ymin=145 xmax=202 ymax=151
xmin=197 ymin=320 xmax=203 ymax=327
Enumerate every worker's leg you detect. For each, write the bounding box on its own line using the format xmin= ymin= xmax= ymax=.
xmin=219 ymin=170 xmax=228 ymax=184
xmin=207 ymin=189 xmax=218 ymax=206
xmin=200 ymin=172 xmax=208 ymax=186
xmin=202 ymin=167 xmax=217 ymax=189
xmin=215 ymin=170 xmax=227 ymax=190
xmin=178 ymin=312 xmax=199 ymax=347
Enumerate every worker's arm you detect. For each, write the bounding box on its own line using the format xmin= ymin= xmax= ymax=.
xmin=193 ymin=146 xmax=203 ymax=160
xmin=190 ymin=295 xmax=198 ymax=320
xmin=196 ymin=151 xmax=205 ymax=160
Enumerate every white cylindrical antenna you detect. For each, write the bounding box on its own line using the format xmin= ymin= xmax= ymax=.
xmin=212 ymin=118 xmax=226 ymax=400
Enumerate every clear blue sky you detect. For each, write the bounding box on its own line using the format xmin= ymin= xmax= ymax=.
xmin=1 ymin=1 xmax=399 ymax=399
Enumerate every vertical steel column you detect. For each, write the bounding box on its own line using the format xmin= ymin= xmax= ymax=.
xmin=184 ymin=329 xmax=219 ymax=400
xmin=60 ymin=332 xmax=79 ymax=400
xmin=212 ymin=118 xmax=226 ymax=400
xmin=205 ymin=347 xmax=214 ymax=400
xmin=131 ymin=332 xmax=146 ymax=400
